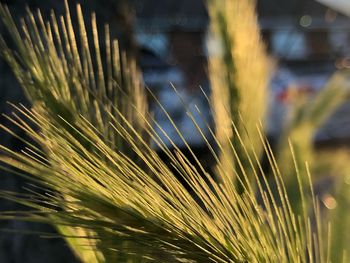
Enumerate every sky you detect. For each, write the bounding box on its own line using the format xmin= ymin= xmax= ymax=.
xmin=317 ymin=0 xmax=350 ymax=16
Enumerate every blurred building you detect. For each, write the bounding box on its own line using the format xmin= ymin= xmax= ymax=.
xmin=132 ymin=0 xmax=350 ymax=147
xmin=259 ymin=0 xmax=350 ymax=146
xmin=260 ymin=0 xmax=350 ymax=66
xmin=132 ymin=0 xmax=212 ymax=150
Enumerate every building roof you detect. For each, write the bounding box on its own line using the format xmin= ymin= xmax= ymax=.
xmin=258 ymin=0 xmax=327 ymax=17
xmin=133 ymin=0 xmax=208 ymax=32
xmin=132 ymin=0 xmax=350 ymax=32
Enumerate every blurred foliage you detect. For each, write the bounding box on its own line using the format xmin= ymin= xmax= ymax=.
xmin=207 ymin=0 xmax=270 ymax=188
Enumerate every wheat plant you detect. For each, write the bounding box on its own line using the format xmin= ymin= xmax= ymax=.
xmin=0 ymin=0 xmax=349 ymax=262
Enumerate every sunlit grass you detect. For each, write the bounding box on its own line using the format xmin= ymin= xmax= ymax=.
xmin=0 ymin=0 xmax=349 ymax=262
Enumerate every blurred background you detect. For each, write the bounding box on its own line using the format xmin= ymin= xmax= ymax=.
xmin=0 ymin=0 xmax=350 ymax=261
